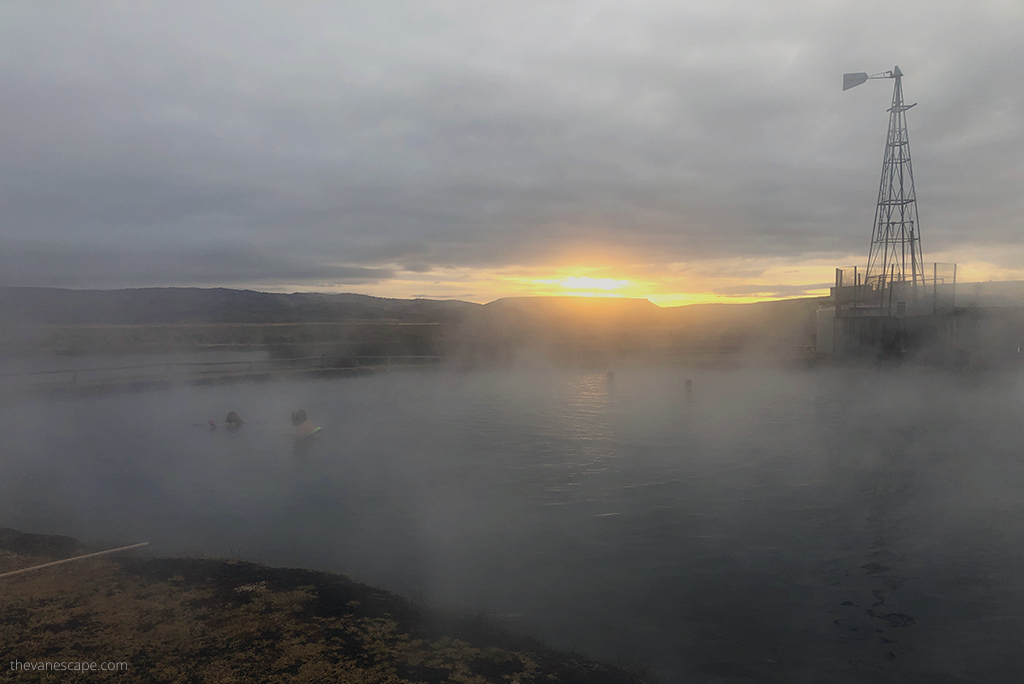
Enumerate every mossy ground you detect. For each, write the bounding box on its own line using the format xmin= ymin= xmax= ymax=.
xmin=0 ymin=529 xmax=647 ymax=684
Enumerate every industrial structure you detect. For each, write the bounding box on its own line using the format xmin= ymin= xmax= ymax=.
xmin=850 ymin=67 xmax=925 ymax=291
xmin=818 ymin=67 xmax=1024 ymax=366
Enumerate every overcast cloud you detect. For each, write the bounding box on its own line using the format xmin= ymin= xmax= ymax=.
xmin=1 ymin=1 xmax=1022 ymax=300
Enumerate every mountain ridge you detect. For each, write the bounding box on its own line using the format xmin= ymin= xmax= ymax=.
xmin=1 ymin=286 xmax=824 ymax=326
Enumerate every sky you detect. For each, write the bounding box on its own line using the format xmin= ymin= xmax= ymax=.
xmin=1 ymin=1 xmax=1022 ymax=306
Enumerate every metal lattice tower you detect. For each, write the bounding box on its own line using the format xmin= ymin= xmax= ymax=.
xmin=843 ymin=66 xmax=924 ymax=290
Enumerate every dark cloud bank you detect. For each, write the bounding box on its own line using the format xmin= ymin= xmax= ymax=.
xmin=1 ymin=1 xmax=1021 ymax=290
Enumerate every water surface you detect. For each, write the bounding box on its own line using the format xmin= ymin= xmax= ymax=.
xmin=3 ymin=366 xmax=1024 ymax=682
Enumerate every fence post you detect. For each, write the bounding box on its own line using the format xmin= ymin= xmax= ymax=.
xmin=853 ymin=266 xmax=858 ymax=315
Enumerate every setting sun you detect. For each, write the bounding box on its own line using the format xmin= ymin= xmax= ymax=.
xmin=557 ymin=276 xmax=630 ymax=292
xmin=522 ymin=273 xmax=655 ymax=299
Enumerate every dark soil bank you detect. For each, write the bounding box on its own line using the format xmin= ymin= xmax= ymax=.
xmin=0 ymin=528 xmax=647 ymax=684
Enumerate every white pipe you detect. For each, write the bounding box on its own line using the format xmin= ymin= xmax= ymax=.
xmin=0 ymin=542 xmax=150 ymax=580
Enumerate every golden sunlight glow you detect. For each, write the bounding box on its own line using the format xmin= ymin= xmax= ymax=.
xmin=261 ymin=254 xmax=863 ymax=307
xmin=524 ymin=272 xmax=655 ymax=298
xmin=558 ymin=276 xmax=630 ymax=291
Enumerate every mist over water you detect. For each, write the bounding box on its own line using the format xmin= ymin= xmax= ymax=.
xmin=3 ymin=365 xmax=1024 ymax=682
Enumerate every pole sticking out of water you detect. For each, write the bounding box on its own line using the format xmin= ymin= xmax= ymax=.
xmin=0 ymin=542 xmax=150 ymax=580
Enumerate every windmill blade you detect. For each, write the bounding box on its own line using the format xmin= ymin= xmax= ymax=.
xmin=843 ymin=72 xmax=870 ymax=91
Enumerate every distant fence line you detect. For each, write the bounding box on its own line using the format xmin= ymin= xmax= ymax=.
xmin=0 ymin=343 xmax=814 ymax=395
xmin=0 ymin=355 xmax=445 ymax=387
xmin=3 ymin=321 xmax=451 ymax=329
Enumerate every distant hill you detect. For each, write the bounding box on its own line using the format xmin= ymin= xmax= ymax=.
xmin=473 ymin=295 xmax=825 ymax=356
xmin=660 ymin=297 xmax=826 ymax=352
xmin=482 ymin=296 xmax=661 ymax=328
xmin=0 ymin=287 xmax=826 ymax=360
xmin=0 ymin=287 xmax=480 ymax=326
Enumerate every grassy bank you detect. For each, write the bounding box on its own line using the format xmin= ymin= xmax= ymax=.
xmin=0 ymin=529 xmax=648 ymax=684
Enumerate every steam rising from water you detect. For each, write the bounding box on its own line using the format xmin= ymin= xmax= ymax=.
xmin=3 ymin=366 xmax=1024 ymax=681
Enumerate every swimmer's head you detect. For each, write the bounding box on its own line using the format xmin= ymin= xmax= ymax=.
xmin=225 ymin=411 xmax=243 ymax=426
xmin=291 ymin=409 xmax=307 ymax=426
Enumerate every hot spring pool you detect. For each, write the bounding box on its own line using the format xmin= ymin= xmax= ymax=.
xmin=3 ymin=365 xmax=1024 ymax=682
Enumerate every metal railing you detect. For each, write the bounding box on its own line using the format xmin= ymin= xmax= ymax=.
xmin=833 ymin=263 xmax=957 ymax=317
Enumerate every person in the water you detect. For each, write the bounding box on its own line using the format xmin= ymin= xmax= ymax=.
xmin=291 ymin=409 xmax=321 ymax=439
xmin=209 ymin=411 xmax=246 ymax=430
